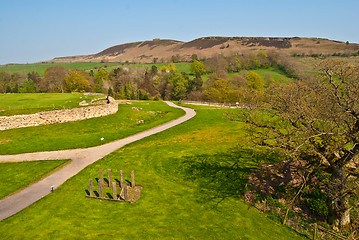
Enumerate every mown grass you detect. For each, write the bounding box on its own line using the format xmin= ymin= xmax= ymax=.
xmin=0 ymin=160 xmax=69 ymax=199
xmin=0 ymin=101 xmax=184 ymax=155
xmin=0 ymin=93 xmax=104 ymax=116
xmin=0 ymin=105 xmax=304 ymax=239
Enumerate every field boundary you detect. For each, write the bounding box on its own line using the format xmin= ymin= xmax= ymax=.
xmin=0 ymin=97 xmax=117 ymax=131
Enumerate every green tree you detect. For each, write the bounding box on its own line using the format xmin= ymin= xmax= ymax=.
xmin=190 ymin=60 xmax=206 ymax=75
xmin=229 ymin=59 xmax=359 ymax=229
xmin=63 ymin=70 xmax=92 ymax=93
xmin=20 ymin=80 xmax=37 ymax=93
xmin=245 ymin=71 xmax=264 ymax=91
xmin=204 ymin=78 xmax=233 ymax=103
xmin=27 ymin=71 xmax=41 ymax=84
xmin=169 ymin=73 xmax=188 ymax=100
xmin=191 ymin=54 xmax=198 ymax=61
xmin=94 ymin=68 xmax=108 ymax=93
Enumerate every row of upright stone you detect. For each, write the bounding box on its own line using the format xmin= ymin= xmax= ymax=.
xmin=88 ymin=168 xmax=139 ymax=202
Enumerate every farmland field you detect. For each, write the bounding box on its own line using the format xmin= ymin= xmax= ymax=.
xmin=0 ymin=62 xmax=192 ymax=76
xmin=0 ymin=62 xmax=120 ymax=76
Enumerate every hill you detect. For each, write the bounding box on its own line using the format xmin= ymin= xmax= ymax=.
xmin=52 ymin=36 xmax=359 ymax=63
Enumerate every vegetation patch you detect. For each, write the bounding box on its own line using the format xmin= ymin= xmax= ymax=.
xmin=0 ymin=93 xmax=103 ymax=116
xmin=0 ymin=160 xmax=69 ymax=199
xmin=0 ymin=101 xmax=184 ymax=155
xmin=0 ymin=107 xmax=303 ymax=239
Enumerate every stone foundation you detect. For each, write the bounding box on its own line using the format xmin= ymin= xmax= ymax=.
xmin=0 ymin=97 xmax=118 ymax=131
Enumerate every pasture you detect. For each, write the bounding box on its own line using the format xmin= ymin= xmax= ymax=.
xmin=0 ymin=62 xmax=119 ymax=76
xmin=0 ymin=104 xmax=303 ymax=239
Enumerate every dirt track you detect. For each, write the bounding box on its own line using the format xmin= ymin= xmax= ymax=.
xmin=0 ymin=102 xmax=196 ymax=221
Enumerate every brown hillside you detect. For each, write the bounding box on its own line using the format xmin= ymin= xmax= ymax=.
xmin=52 ymin=36 xmax=359 ymax=63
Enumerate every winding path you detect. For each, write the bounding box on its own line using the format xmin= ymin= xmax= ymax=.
xmin=0 ymin=102 xmax=196 ymax=221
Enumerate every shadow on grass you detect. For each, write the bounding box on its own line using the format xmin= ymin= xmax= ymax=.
xmin=181 ymin=148 xmax=281 ymax=205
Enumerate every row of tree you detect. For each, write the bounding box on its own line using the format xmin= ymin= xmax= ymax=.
xmin=0 ymin=51 xmax=301 ymax=104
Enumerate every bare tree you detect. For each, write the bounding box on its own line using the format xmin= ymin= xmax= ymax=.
xmin=229 ymin=59 xmax=359 ymax=229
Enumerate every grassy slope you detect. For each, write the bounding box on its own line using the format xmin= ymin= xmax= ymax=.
xmin=0 ymin=62 xmax=119 ymax=76
xmin=0 ymin=93 xmax=104 ymax=116
xmin=0 ymin=160 xmax=69 ymax=199
xmin=0 ymin=105 xmax=303 ymax=239
xmin=0 ymin=62 xmax=191 ymax=76
xmin=0 ymin=101 xmax=184 ymax=155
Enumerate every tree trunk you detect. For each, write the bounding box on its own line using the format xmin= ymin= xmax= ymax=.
xmin=327 ymin=165 xmax=350 ymax=229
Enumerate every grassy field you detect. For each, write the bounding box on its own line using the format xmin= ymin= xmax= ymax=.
xmin=0 ymin=62 xmax=120 ymax=76
xmin=0 ymin=62 xmax=192 ymax=76
xmin=0 ymin=104 xmax=304 ymax=239
xmin=0 ymin=101 xmax=184 ymax=155
xmin=0 ymin=93 xmax=104 ymax=116
xmin=0 ymin=160 xmax=69 ymax=199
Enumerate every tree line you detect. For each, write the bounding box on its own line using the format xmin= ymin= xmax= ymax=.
xmin=0 ymin=51 xmax=302 ymax=104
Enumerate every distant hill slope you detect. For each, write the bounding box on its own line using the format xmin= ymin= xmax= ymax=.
xmin=53 ymin=37 xmax=359 ymax=63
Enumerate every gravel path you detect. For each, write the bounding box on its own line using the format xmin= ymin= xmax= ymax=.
xmin=0 ymin=102 xmax=196 ymax=221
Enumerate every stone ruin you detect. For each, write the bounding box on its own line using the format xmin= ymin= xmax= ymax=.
xmin=0 ymin=96 xmax=118 ymax=131
xmin=86 ymin=168 xmax=143 ymax=203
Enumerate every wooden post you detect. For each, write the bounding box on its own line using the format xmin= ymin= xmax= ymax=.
xmin=98 ymin=180 xmax=103 ymax=198
xmin=119 ymin=169 xmax=123 ymax=188
xmin=283 ymin=208 xmax=289 ymax=225
xmin=313 ymin=223 xmax=317 ymax=240
xmin=108 ymin=169 xmax=112 ymax=187
xmin=99 ymin=168 xmax=103 ymax=185
xmin=89 ymin=178 xmax=93 ymax=196
xmin=131 ymin=170 xmax=135 ymax=187
xmin=112 ymin=182 xmax=117 ymax=199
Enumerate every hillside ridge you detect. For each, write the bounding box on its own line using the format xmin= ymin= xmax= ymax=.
xmin=52 ymin=36 xmax=359 ymax=63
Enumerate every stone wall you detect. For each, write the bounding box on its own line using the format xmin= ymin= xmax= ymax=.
xmin=0 ymin=98 xmax=118 ymax=131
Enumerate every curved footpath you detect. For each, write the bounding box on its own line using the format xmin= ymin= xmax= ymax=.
xmin=0 ymin=102 xmax=196 ymax=221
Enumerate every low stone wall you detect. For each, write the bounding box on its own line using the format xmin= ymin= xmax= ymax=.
xmin=0 ymin=98 xmax=118 ymax=131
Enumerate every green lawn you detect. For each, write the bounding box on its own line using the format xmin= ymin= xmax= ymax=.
xmin=0 ymin=93 xmax=104 ymax=116
xmin=0 ymin=105 xmax=304 ymax=239
xmin=0 ymin=160 xmax=69 ymax=199
xmin=0 ymin=101 xmax=184 ymax=155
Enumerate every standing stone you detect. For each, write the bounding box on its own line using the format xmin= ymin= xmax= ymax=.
xmin=123 ymin=185 xmax=128 ymax=201
xmin=99 ymin=168 xmax=103 ymax=185
xmin=89 ymin=178 xmax=93 ymax=197
xmin=98 ymin=180 xmax=103 ymax=198
xmin=112 ymin=182 xmax=117 ymax=199
xmin=131 ymin=170 xmax=135 ymax=187
xmin=108 ymin=169 xmax=112 ymax=187
xmin=119 ymin=169 xmax=124 ymax=188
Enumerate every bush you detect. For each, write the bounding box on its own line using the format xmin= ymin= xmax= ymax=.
xmin=304 ymin=188 xmax=329 ymax=219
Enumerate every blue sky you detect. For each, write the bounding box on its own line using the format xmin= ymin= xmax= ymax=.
xmin=0 ymin=0 xmax=358 ymax=64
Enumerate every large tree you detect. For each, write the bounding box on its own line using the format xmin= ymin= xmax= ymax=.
xmin=229 ymin=59 xmax=359 ymax=229
xmin=42 ymin=66 xmax=68 ymax=92
xmin=63 ymin=70 xmax=93 ymax=93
